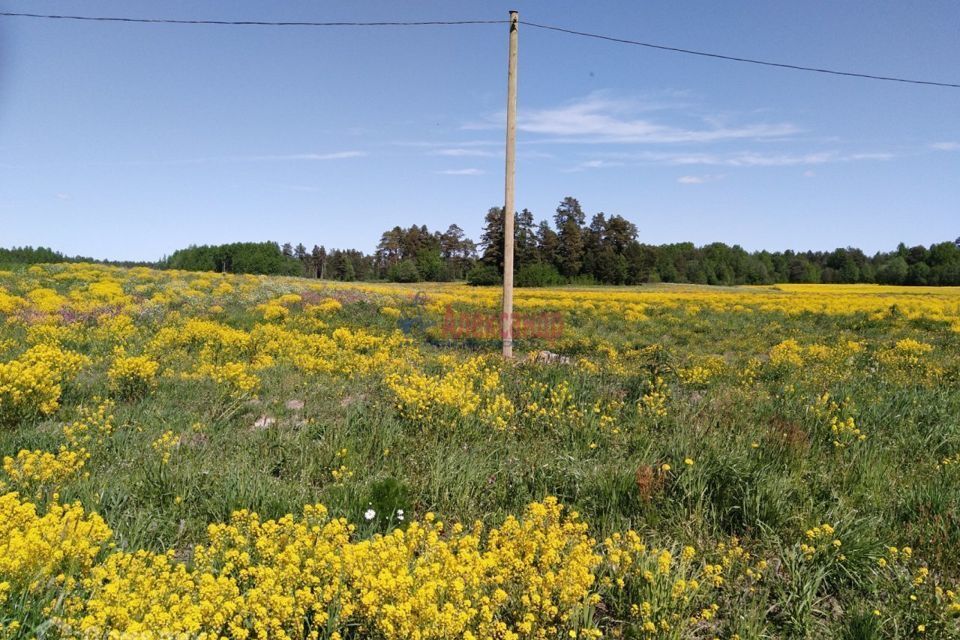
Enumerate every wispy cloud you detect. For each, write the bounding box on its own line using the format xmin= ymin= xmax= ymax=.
xmin=438 ymin=168 xmax=485 ymax=176
xmin=415 ymin=144 xmax=553 ymax=161
xmin=615 ymin=150 xmax=893 ymax=167
xmin=468 ymin=93 xmax=799 ymax=144
xmin=677 ymin=174 xmax=723 ymax=185
xmin=55 ymin=193 xmax=71 ymax=200
xmin=557 ymin=146 xmax=892 ymax=173
xmin=0 ymin=151 xmax=367 ymax=170
xmin=520 ymin=150 xmax=555 ymax=160
xmin=564 ymin=159 xmax=624 ymax=172
xmin=394 ymin=140 xmax=499 ymax=149
xmin=232 ymin=151 xmax=366 ymax=162
xmin=431 ymin=148 xmax=497 ymax=158
xmin=93 ymin=151 xmax=368 ymax=165
xmin=670 ymin=151 xmax=835 ymax=167
xmin=930 ymin=141 xmax=960 ymax=151
xmin=116 ymin=151 xmax=367 ymax=166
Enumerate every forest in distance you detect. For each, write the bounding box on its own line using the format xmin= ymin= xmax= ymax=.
xmin=5 ymin=196 xmax=960 ymax=287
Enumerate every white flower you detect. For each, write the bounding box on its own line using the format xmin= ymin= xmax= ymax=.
xmin=396 ymin=509 xmax=405 ymax=521
xmin=364 ymin=508 xmax=376 ymax=521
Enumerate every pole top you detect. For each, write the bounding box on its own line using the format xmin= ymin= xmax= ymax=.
xmin=509 ymin=10 xmax=518 ymax=17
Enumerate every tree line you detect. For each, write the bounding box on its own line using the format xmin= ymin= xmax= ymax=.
xmin=165 ymin=197 xmax=960 ymax=287
xmin=467 ymin=198 xmax=960 ymax=286
xmin=0 ymin=246 xmax=156 ymax=270
xmin=6 ymin=197 xmax=960 ymax=286
xmin=0 ymin=246 xmax=78 ymax=267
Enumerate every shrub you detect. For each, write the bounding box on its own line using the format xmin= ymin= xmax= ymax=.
xmin=3 ymin=447 xmax=89 ymax=495
xmin=387 ymin=260 xmax=422 ymax=283
xmin=0 ymin=344 xmax=86 ymax=426
xmin=516 ymin=262 xmax=563 ymax=287
xmin=108 ymin=351 xmax=160 ymax=398
xmin=0 ymin=358 xmax=61 ymax=426
xmin=466 ymin=264 xmax=501 ymax=286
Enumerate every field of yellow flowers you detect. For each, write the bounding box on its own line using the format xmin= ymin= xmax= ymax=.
xmin=2 ymin=263 xmax=960 ymax=639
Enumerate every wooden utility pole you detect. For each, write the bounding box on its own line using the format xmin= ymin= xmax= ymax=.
xmin=502 ymin=10 xmax=518 ymax=359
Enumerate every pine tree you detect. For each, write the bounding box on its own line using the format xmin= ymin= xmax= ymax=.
xmin=553 ymin=197 xmax=586 ymax=278
xmin=515 ymin=209 xmax=538 ymax=266
xmin=536 ymin=220 xmax=560 ymax=268
xmin=310 ymin=245 xmax=325 ymax=278
xmin=480 ymin=207 xmax=505 ymax=272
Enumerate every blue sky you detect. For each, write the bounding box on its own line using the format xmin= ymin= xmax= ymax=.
xmin=1 ymin=0 xmax=958 ymax=261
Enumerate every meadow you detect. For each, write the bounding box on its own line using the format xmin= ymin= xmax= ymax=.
xmin=1 ymin=263 xmax=960 ymax=639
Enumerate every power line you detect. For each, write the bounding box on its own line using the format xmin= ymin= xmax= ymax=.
xmin=0 ymin=11 xmax=507 ymax=27
xmin=2 ymin=10 xmax=957 ymax=89
xmin=523 ymin=21 xmax=960 ymax=89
